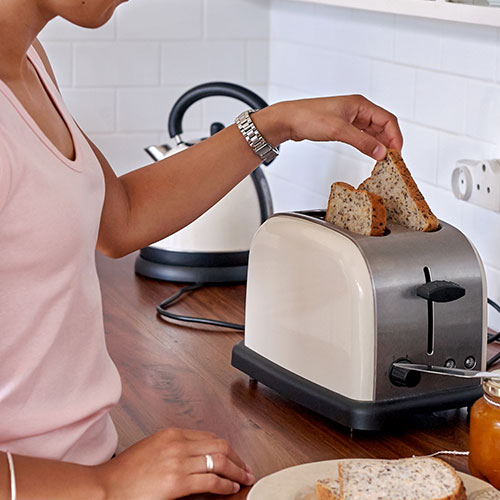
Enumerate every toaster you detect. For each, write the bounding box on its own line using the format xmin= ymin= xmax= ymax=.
xmin=231 ymin=210 xmax=487 ymax=430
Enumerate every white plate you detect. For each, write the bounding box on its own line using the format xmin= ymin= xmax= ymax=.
xmin=247 ymin=459 xmax=500 ymax=500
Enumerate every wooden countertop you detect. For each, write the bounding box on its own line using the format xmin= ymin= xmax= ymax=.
xmin=96 ymin=251 xmax=495 ymax=499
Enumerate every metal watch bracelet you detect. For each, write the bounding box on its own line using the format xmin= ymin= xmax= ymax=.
xmin=235 ymin=109 xmax=279 ymax=165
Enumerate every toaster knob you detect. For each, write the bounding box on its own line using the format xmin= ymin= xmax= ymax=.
xmin=416 ymin=280 xmax=466 ymax=303
xmin=390 ymin=360 xmax=421 ymax=388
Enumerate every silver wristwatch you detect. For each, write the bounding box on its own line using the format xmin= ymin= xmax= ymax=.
xmin=235 ymin=109 xmax=279 ymax=165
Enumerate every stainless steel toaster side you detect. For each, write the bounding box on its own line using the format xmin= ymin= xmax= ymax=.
xmin=350 ymin=214 xmax=486 ymax=400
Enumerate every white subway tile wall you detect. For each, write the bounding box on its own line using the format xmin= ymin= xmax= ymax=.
xmin=39 ymin=0 xmax=270 ymax=172
xmin=39 ymin=0 xmax=500 ymax=330
xmin=269 ymin=0 xmax=500 ymax=330
xmin=116 ymin=0 xmax=203 ymax=40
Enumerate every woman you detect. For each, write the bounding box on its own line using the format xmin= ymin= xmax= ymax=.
xmin=0 ymin=0 xmax=403 ymax=498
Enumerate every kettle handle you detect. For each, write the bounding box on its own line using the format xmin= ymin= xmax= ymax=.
xmin=168 ymin=82 xmax=275 ymax=221
xmin=168 ymin=81 xmax=268 ymax=138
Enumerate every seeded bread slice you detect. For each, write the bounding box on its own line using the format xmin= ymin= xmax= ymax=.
xmin=325 ymin=182 xmax=386 ymax=236
xmin=316 ymin=478 xmax=340 ymax=500
xmin=337 ymin=457 xmax=466 ymax=500
xmin=359 ymin=149 xmax=439 ymax=232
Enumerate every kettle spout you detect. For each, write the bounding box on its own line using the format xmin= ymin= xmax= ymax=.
xmin=145 ymin=144 xmax=172 ymax=162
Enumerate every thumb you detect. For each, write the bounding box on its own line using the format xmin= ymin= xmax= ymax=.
xmin=335 ymin=123 xmax=387 ymax=161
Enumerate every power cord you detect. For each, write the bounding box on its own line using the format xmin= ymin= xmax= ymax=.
xmin=156 ymin=286 xmax=500 ymax=362
xmin=156 ymin=283 xmax=245 ymax=331
xmin=487 ymin=298 xmax=500 ymax=369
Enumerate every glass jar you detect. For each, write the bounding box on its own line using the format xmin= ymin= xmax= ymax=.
xmin=469 ymin=371 xmax=500 ymax=489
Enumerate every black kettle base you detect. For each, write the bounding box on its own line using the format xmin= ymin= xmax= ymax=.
xmin=135 ymin=254 xmax=247 ymax=283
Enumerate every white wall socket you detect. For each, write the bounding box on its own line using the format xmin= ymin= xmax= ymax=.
xmin=451 ymin=159 xmax=500 ymax=212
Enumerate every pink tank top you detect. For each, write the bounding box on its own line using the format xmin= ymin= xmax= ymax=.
xmin=0 ymin=46 xmax=122 ymax=465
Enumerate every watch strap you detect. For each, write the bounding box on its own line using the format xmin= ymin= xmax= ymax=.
xmin=235 ymin=110 xmax=279 ymax=165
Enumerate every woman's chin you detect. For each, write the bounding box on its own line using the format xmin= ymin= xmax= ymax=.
xmin=61 ymin=0 xmax=127 ymax=29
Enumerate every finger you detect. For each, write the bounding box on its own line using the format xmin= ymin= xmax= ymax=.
xmin=378 ymin=118 xmax=403 ymax=151
xmin=162 ymin=428 xmax=217 ymax=442
xmin=371 ymin=115 xmax=402 ymax=151
xmin=362 ymin=125 xmax=397 ymax=152
xmin=188 ymin=454 xmax=255 ymax=485
xmin=185 ymin=438 xmax=249 ymax=471
xmin=335 ymin=122 xmax=387 ymax=160
xmin=352 ymin=116 xmax=384 ymax=134
xmin=361 ymin=124 xmax=385 ymax=139
xmin=353 ymin=101 xmax=403 ymax=151
xmin=181 ymin=429 xmax=217 ymax=440
xmin=183 ymin=473 xmax=241 ymax=496
xmin=375 ymin=125 xmax=404 ymax=151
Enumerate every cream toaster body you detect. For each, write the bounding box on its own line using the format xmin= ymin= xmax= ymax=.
xmin=232 ymin=210 xmax=486 ymax=430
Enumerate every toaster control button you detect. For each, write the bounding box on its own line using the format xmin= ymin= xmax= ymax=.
xmin=445 ymin=358 xmax=457 ymax=368
xmin=464 ymin=356 xmax=476 ymax=369
xmin=390 ymin=360 xmax=421 ymax=388
xmin=416 ymin=280 xmax=466 ymax=303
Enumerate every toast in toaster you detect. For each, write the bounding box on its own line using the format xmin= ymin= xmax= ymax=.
xmin=359 ymin=149 xmax=439 ymax=232
xmin=316 ymin=457 xmax=466 ymax=500
xmin=325 ymin=182 xmax=386 ymax=236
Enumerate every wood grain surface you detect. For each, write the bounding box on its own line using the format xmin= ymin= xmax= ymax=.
xmin=96 ymin=251 xmax=499 ymax=499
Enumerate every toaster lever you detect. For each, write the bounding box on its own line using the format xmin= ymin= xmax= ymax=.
xmin=389 ymin=359 xmax=421 ymax=388
xmin=416 ymin=280 xmax=466 ymax=303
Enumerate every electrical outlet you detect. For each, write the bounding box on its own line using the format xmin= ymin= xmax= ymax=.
xmin=451 ymin=159 xmax=500 ymax=212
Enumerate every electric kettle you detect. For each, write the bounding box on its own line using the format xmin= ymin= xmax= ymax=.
xmin=134 ymin=82 xmax=275 ymax=283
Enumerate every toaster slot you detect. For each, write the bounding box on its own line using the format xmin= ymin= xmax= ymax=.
xmin=423 ymin=266 xmax=434 ymax=356
xmin=416 ymin=267 xmax=468 ymax=357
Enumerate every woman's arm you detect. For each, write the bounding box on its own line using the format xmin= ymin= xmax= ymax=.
xmin=94 ymin=95 xmax=403 ymax=258
xmin=33 ymin=41 xmax=403 ymax=259
xmin=1 ymin=452 xmax=105 ymax=500
xmin=1 ymin=428 xmax=254 ymax=500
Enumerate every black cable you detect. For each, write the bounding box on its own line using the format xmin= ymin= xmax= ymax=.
xmin=487 ymin=351 xmax=500 ymax=369
xmin=487 ymin=298 xmax=500 ymax=367
xmin=489 ymin=298 xmax=500 ymax=315
xmin=157 ymin=283 xmax=245 ymax=331
xmin=488 ymin=331 xmax=500 ymax=344
xmin=488 ymin=298 xmax=500 ymax=344
xmin=157 ymin=291 xmax=500 ymax=348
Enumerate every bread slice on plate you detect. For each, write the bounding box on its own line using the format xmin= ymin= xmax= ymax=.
xmin=316 ymin=477 xmax=340 ymax=500
xmin=325 ymin=181 xmax=386 ymax=236
xmin=359 ymin=149 xmax=439 ymax=232
xmin=316 ymin=457 xmax=466 ymax=500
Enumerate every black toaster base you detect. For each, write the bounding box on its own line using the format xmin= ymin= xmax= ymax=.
xmin=231 ymin=341 xmax=483 ymax=431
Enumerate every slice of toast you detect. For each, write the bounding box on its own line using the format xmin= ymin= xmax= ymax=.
xmin=325 ymin=182 xmax=386 ymax=236
xmin=337 ymin=457 xmax=466 ymax=500
xmin=359 ymin=149 xmax=439 ymax=232
xmin=316 ymin=478 xmax=340 ymax=500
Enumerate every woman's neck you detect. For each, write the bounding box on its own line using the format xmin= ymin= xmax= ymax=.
xmin=0 ymin=0 xmax=52 ymax=80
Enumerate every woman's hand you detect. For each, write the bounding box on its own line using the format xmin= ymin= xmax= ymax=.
xmin=254 ymin=94 xmax=403 ymax=161
xmin=96 ymin=428 xmax=254 ymax=500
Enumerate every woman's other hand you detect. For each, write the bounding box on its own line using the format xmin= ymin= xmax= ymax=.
xmin=254 ymin=94 xmax=403 ymax=161
xmin=96 ymin=428 xmax=254 ymax=500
